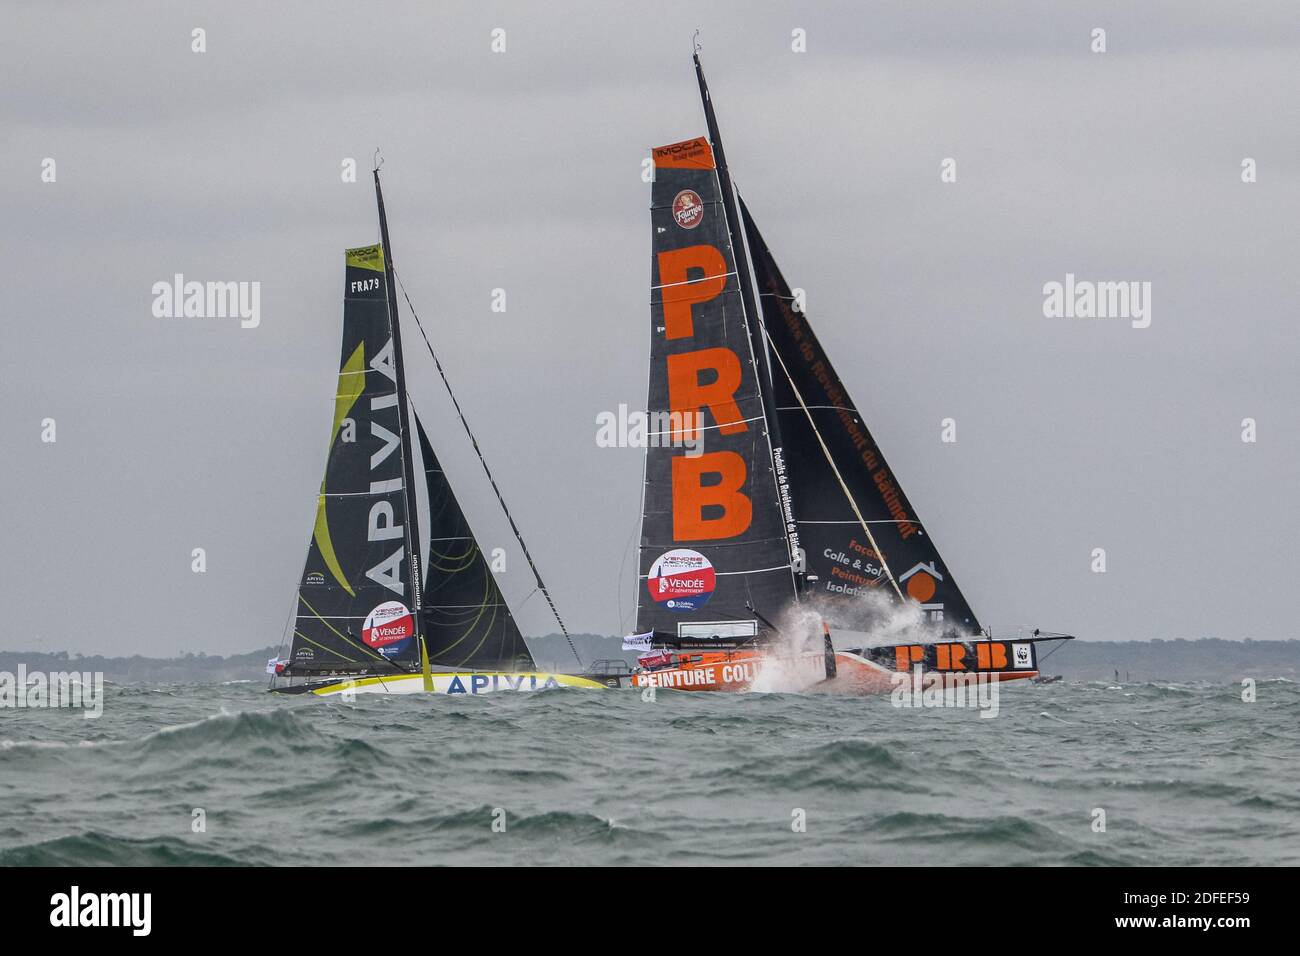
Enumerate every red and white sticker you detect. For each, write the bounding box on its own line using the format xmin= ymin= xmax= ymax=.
xmin=672 ymin=189 xmax=704 ymax=229
xmin=647 ymin=548 xmax=715 ymax=611
xmin=362 ymin=601 xmax=414 ymax=648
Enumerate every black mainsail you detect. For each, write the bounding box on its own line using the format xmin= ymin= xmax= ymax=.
xmin=285 ymin=239 xmax=424 ymax=676
xmin=635 ymin=125 xmax=797 ymax=641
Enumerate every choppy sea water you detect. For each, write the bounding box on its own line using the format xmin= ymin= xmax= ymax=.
xmin=1 ymin=679 xmax=1297 ymax=866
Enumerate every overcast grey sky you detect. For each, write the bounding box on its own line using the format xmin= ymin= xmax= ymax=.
xmin=2 ymin=1 xmax=1297 ymax=656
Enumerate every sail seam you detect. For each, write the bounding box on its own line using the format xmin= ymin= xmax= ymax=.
xmin=798 ymin=519 xmax=919 ymax=525
xmin=651 ymin=270 xmax=737 ymax=291
xmin=777 ymin=405 xmax=860 ymax=413
xmin=637 ymin=564 xmax=791 ymax=579
xmin=643 ymin=413 xmax=763 ymax=436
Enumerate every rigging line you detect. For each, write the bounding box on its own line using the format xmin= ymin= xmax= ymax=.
xmin=392 ymin=268 xmax=583 ymax=670
xmin=761 ymin=325 xmax=906 ymax=603
xmin=616 ymin=510 xmax=639 ymax=636
xmin=1038 ymin=639 xmax=1069 ymax=665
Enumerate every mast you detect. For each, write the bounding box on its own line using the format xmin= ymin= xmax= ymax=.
xmin=692 ymin=51 xmax=801 ymax=586
xmin=373 ymin=167 xmax=426 ymax=634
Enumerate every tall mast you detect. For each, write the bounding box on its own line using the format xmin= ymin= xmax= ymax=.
xmin=692 ymin=51 xmax=802 ymax=585
xmin=373 ymin=167 xmax=426 ymax=631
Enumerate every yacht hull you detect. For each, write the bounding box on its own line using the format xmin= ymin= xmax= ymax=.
xmin=273 ymin=671 xmax=608 ymax=696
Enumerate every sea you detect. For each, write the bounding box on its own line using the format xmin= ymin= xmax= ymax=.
xmin=1 ymin=679 xmax=1297 ymax=866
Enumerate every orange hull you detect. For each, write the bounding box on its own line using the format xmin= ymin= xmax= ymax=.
xmin=630 ymin=648 xmax=825 ymax=692
xmin=824 ymin=650 xmax=1037 ymax=695
xmin=629 ymin=647 xmax=1037 ymax=695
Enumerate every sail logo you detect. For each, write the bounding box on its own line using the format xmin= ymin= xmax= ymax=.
xmin=657 ymin=243 xmax=755 ymax=541
xmin=362 ymin=600 xmax=414 ymax=649
xmin=647 ymin=548 xmax=715 ymax=610
xmin=899 ymin=562 xmax=945 ymax=622
xmin=672 ymin=190 xmax=704 ymax=229
xmin=151 ymin=274 xmax=260 ymax=328
xmin=364 ymin=338 xmax=408 ymax=598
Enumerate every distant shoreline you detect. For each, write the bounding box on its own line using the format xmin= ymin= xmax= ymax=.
xmin=1 ymin=637 xmax=1294 ymax=684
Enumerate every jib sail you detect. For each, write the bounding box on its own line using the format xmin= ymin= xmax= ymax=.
xmin=413 ymin=414 xmax=535 ymax=669
xmin=740 ymin=197 xmax=982 ymax=634
xmin=635 ymin=126 xmax=797 ymax=641
xmin=286 ymin=242 xmax=422 ymax=675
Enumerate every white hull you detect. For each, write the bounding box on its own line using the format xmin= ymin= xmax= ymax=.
xmin=308 ymin=671 xmax=607 ymax=697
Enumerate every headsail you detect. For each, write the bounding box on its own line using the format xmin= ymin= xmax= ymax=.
xmin=740 ymin=197 xmax=982 ymax=634
xmin=635 ymin=132 xmax=796 ymax=641
xmin=413 ymin=413 xmax=535 ymax=669
xmin=286 ymin=243 xmax=421 ymax=675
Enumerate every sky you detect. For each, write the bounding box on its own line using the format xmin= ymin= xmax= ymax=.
xmin=2 ymin=1 xmax=1297 ymax=656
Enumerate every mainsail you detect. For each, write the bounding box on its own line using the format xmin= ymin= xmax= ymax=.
xmin=740 ymin=198 xmax=982 ymax=634
xmin=286 ymin=242 xmax=422 ymax=675
xmin=635 ymin=131 xmax=797 ymax=641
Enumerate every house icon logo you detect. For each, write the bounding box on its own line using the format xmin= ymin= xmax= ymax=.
xmin=899 ymin=561 xmax=945 ymax=621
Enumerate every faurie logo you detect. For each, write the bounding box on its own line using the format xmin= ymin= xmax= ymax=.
xmin=672 ymin=190 xmax=704 ymax=229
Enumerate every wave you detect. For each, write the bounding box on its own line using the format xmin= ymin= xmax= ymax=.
xmin=715 ymin=738 xmax=929 ymax=794
xmin=0 ymin=831 xmax=253 ymax=867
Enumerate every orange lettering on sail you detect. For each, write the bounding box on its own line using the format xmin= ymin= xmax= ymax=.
xmin=667 ymin=348 xmax=745 ymax=439
xmin=672 ymin=451 xmax=752 ymax=540
xmin=657 ymin=245 xmax=728 ymax=340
